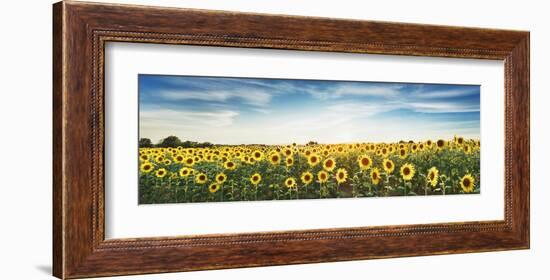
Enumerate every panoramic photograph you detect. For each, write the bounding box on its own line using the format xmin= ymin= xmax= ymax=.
xmin=137 ymin=74 xmax=480 ymax=204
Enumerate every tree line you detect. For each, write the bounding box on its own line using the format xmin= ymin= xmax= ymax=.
xmin=139 ymin=136 xmax=426 ymax=149
xmin=139 ymin=136 xmax=214 ymax=148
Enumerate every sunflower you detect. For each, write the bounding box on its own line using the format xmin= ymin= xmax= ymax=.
xmin=370 ymin=168 xmax=381 ymax=185
xmin=155 ymin=168 xmax=167 ymax=178
xmin=215 ymin=173 xmax=227 ymax=184
xmin=208 ymin=183 xmax=220 ymax=193
xmin=250 ymin=173 xmax=262 ymax=185
xmin=269 ymin=152 xmax=281 ymax=165
xmin=456 ymin=136 xmax=464 ymax=146
xmin=179 ymin=167 xmax=192 ymax=177
xmin=139 ymin=154 xmax=149 ymax=161
xmin=399 ymin=148 xmax=408 ymax=159
xmin=323 ymin=158 xmax=336 ymax=172
xmin=381 ymin=147 xmax=389 ymax=158
xmin=284 ymin=177 xmax=297 ymax=188
xmin=317 ymin=170 xmax=329 ymax=183
xmin=155 ymin=155 xmax=165 ymax=163
xmin=463 ymin=145 xmax=472 ymax=154
xmin=400 ymin=163 xmax=415 ymax=181
xmin=224 ymin=161 xmax=237 ymax=170
xmin=283 ymin=147 xmax=293 ymax=157
xmin=427 ymin=167 xmax=439 ymax=187
xmin=140 ymin=162 xmax=154 ymax=173
xmin=163 ymin=159 xmax=172 ymax=165
xmin=252 ymin=150 xmax=264 ymax=161
xmin=335 ymin=168 xmax=348 ymax=184
xmin=307 ymin=154 xmax=320 ymax=167
xmin=460 ymin=174 xmax=475 ymax=193
xmin=195 ymin=173 xmax=208 ymax=184
xmin=286 ymin=156 xmax=294 ymax=167
xmin=382 ymin=158 xmax=395 ymax=173
xmin=301 ymin=171 xmax=314 ymax=185
xmin=357 ymin=155 xmax=373 ymax=170
xmin=418 ymin=143 xmax=425 ymax=151
xmin=436 ymin=139 xmax=446 ymax=150
xmin=184 ymin=157 xmax=195 ymax=166
xmin=173 ymin=154 xmax=185 ymax=163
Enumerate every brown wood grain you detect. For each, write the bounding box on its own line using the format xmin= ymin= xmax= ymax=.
xmin=52 ymin=2 xmax=64 ymax=278
xmin=52 ymin=1 xmax=530 ymax=279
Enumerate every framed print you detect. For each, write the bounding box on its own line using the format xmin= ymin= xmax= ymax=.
xmin=53 ymin=1 xmax=530 ymax=279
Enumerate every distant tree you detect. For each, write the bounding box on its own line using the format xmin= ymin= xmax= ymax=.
xmin=181 ymin=140 xmax=194 ymax=148
xmin=307 ymin=141 xmax=318 ymax=146
xmin=201 ymin=142 xmax=213 ymax=148
xmin=138 ymin=138 xmax=153 ymax=148
xmin=152 ymin=136 xmax=217 ymax=148
xmin=157 ymin=136 xmax=183 ymax=148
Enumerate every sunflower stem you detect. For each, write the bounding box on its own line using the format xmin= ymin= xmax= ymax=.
xmin=424 ymin=182 xmax=428 ymax=196
xmin=184 ymin=179 xmax=188 ymax=203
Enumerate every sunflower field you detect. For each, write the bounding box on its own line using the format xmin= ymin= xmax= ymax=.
xmin=138 ymin=136 xmax=480 ymax=204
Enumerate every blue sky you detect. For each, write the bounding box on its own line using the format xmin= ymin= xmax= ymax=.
xmin=139 ymin=74 xmax=480 ymax=145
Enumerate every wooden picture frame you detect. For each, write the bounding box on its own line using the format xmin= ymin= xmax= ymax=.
xmin=53 ymin=1 xmax=529 ymax=279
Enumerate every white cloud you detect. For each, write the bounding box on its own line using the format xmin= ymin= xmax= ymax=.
xmin=407 ymin=102 xmax=479 ymax=113
xmin=327 ymin=102 xmax=400 ymax=116
xmin=307 ymin=84 xmax=403 ymax=100
xmin=410 ymin=88 xmax=479 ymax=99
xmin=139 ymin=106 xmax=479 ymax=145
xmin=140 ymin=109 xmax=243 ymax=143
xmin=142 ymin=109 xmax=238 ymax=126
xmin=327 ymin=99 xmax=479 ymax=115
xmin=250 ymin=108 xmax=272 ymax=114
xmin=158 ymin=89 xmax=272 ymax=107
